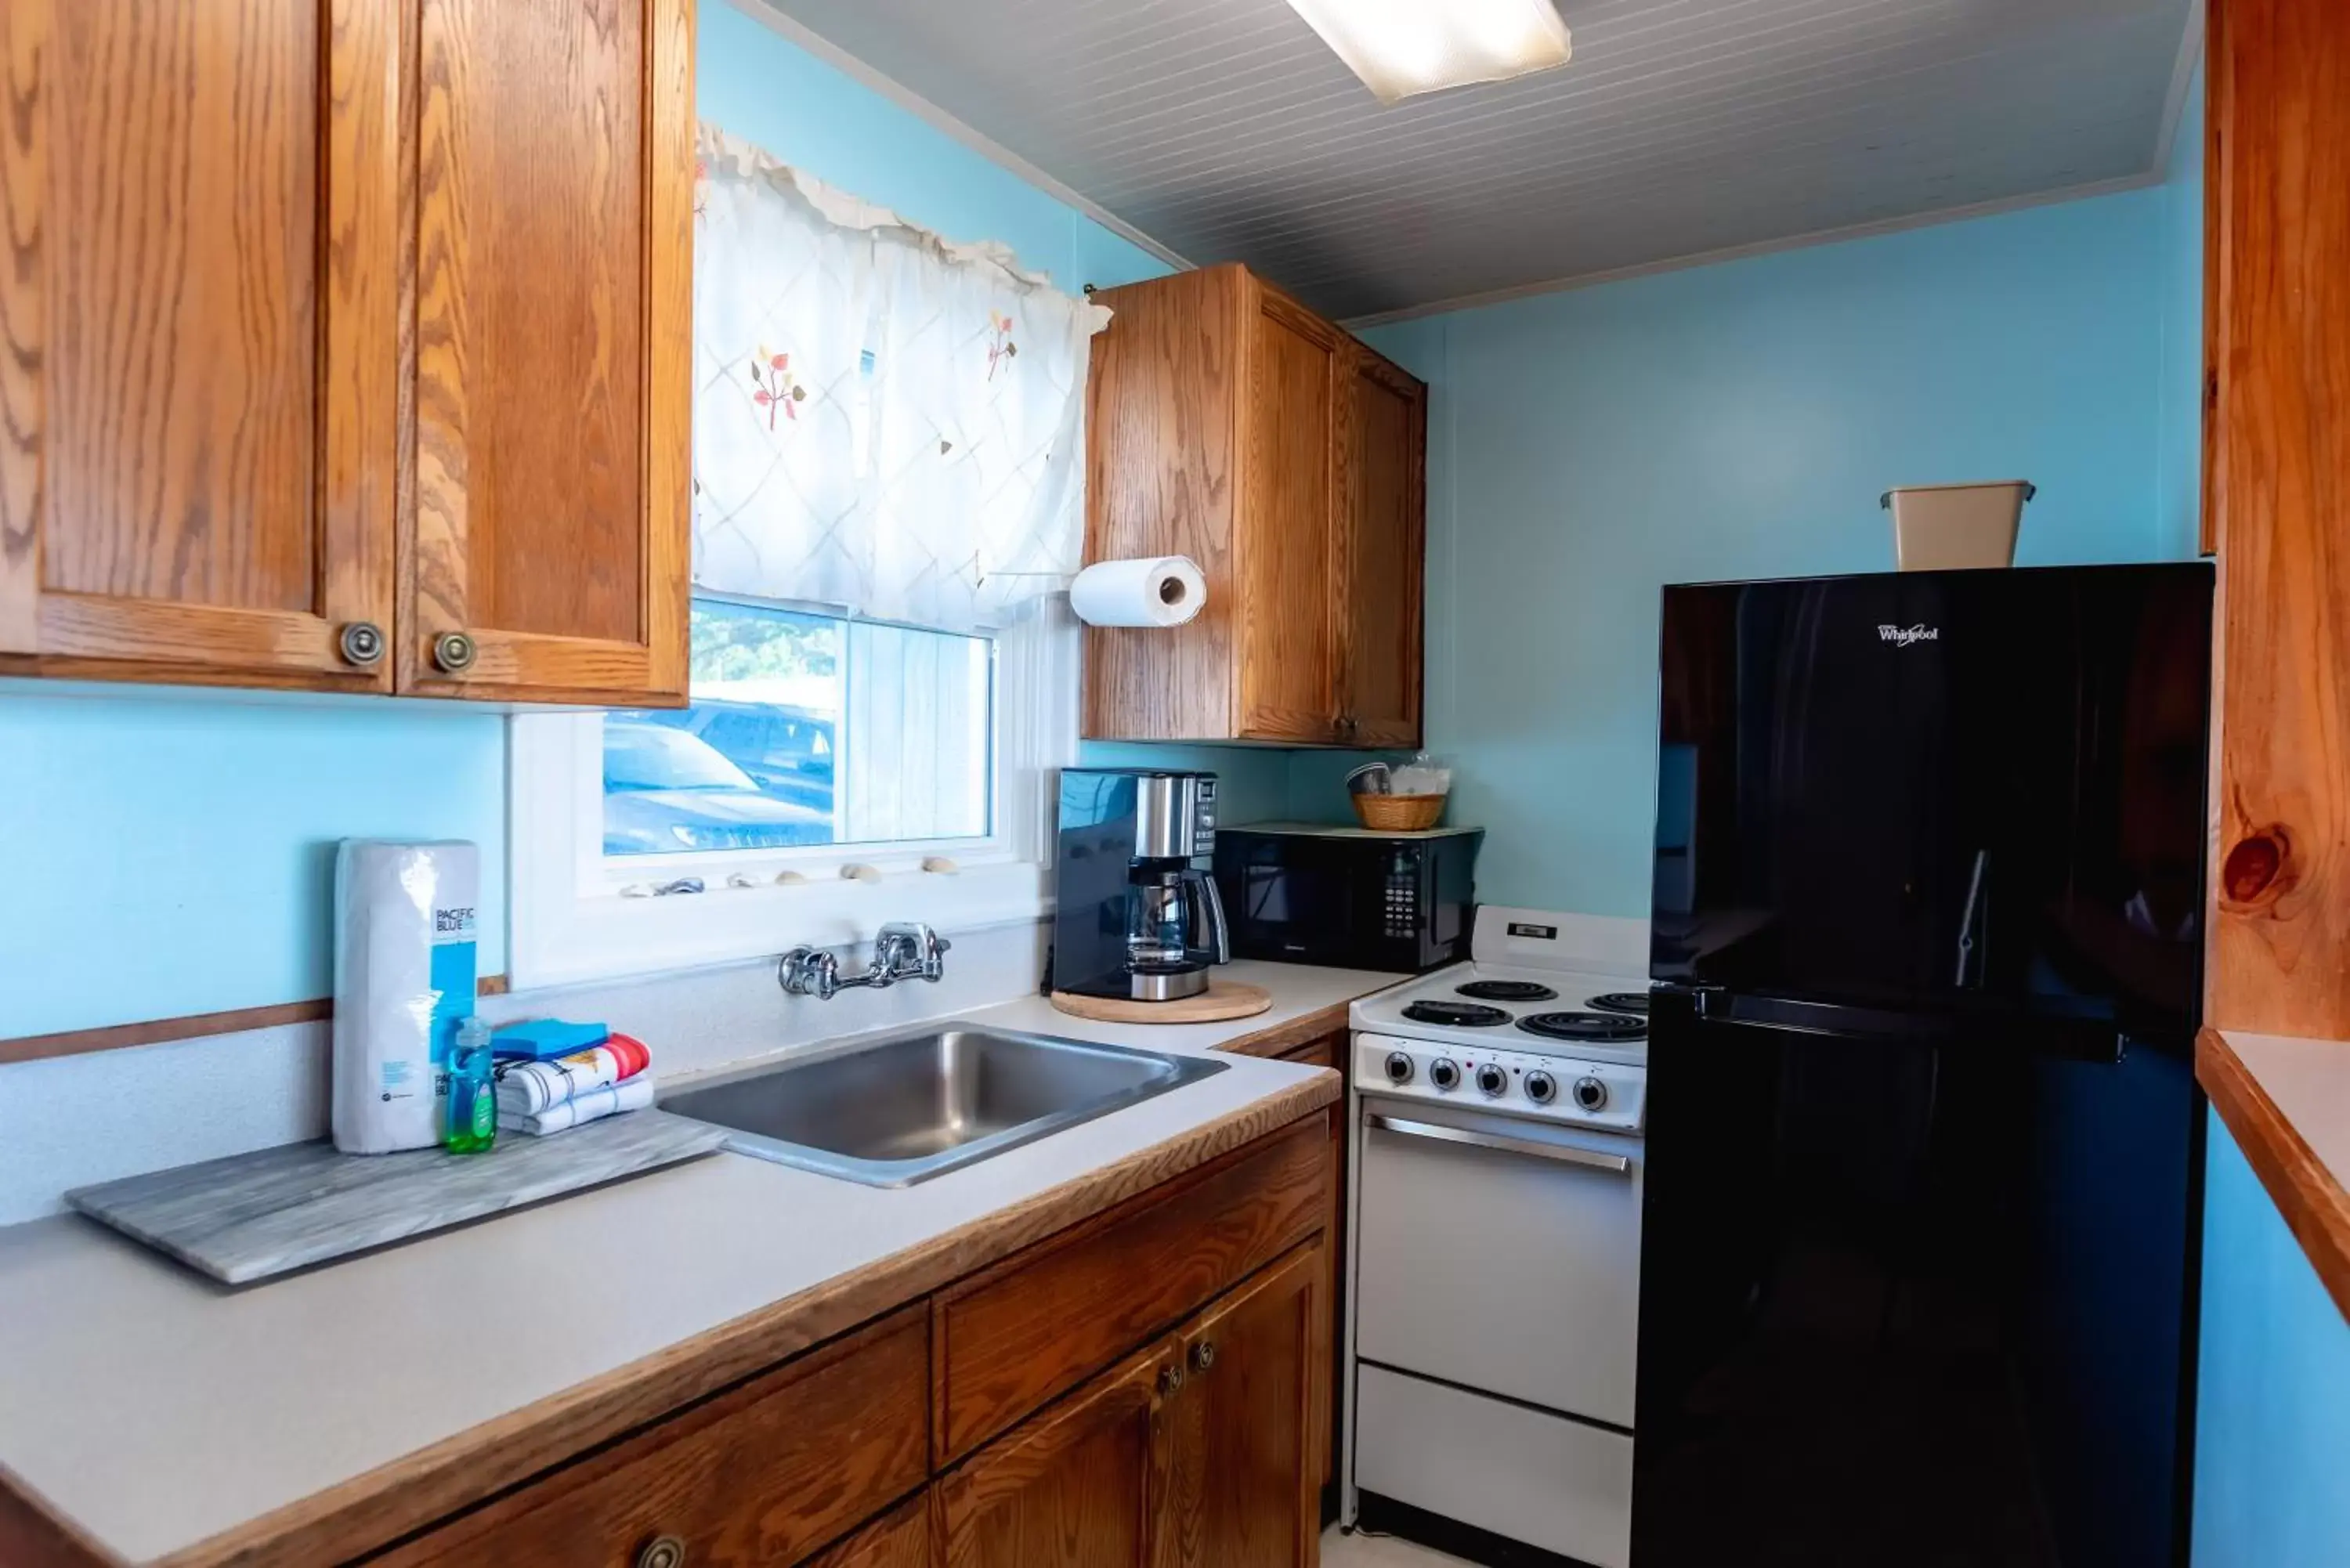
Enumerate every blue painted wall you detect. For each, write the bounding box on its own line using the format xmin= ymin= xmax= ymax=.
xmin=1362 ymin=188 xmax=2173 ymax=918
xmin=0 ymin=693 xmax=504 ymax=1038
xmin=2194 ymin=1115 xmax=2350 ymax=1566
xmin=0 ymin=2 xmax=1200 ymax=1039
xmin=2158 ymin=63 xmax=2208 ymax=562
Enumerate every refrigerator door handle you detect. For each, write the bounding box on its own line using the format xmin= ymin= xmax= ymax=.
xmin=1954 ymin=848 xmax=1990 ymax=988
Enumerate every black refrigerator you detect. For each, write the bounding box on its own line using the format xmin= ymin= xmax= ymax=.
xmin=1635 ymin=563 xmax=2213 ymax=1568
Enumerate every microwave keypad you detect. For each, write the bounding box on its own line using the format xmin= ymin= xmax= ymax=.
xmin=1385 ymin=853 xmax=1419 ymax=938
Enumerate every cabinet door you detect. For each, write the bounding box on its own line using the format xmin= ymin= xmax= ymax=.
xmin=1338 ymin=349 xmax=1426 ymax=748
xmin=937 ymin=1339 xmax=1177 ymax=1568
xmin=0 ymin=0 xmax=401 ymax=690
xmin=1236 ymin=284 xmax=1343 ymax=742
xmin=801 ymin=1496 xmax=933 ymax=1568
xmin=1167 ymin=1242 xmax=1329 ymax=1568
xmin=403 ymin=0 xmax=691 ymax=704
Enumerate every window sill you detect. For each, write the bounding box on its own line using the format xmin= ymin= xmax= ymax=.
xmin=509 ymin=857 xmax=1050 ymax=991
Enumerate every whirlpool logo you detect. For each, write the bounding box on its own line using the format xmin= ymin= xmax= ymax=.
xmin=1878 ymin=623 xmax=1940 ymax=647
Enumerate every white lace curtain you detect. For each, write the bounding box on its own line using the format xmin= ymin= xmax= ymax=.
xmin=692 ymin=126 xmax=1112 ymax=631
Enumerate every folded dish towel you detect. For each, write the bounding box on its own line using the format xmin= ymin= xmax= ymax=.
xmin=498 ymin=1074 xmax=656 ymax=1136
xmin=494 ymin=1035 xmax=653 ymax=1117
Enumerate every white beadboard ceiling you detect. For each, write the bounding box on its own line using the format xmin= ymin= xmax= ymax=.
xmin=752 ymin=0 xmax=2199 ymax=322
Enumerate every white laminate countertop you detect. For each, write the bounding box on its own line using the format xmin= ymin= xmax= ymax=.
xmin=0 ymin=960 xmax=1403 ymax=1564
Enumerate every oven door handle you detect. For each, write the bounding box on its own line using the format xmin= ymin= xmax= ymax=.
xmin=1364 ymin=1112 xmax=1632 ymax=1174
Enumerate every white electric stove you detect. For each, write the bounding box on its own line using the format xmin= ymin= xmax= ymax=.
xmin=1343 ymin=907 xmax=1651 ymax=1568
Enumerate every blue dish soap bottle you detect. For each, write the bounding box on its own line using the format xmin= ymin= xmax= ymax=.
xmin=445 ymin=1015 xmax=498 ymax=1154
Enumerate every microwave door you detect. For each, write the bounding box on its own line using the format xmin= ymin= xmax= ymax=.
xmin=1238 ymin=851 xmax=1358 ymax=961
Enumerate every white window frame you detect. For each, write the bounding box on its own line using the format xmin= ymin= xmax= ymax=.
xmin=508 ymin=602 xmax=1078 ymax=990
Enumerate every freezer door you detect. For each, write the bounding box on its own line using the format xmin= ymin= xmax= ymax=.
xmin=1653 ymin=563 xmax=2211 ymax=1046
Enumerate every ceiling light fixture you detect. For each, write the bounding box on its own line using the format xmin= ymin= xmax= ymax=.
xmin=1284 ymin=0 xmax=1573 ymax=105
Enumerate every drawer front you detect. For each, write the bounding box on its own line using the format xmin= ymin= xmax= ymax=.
xmin=385 ymin=1307 xmax=929 ymax=1568
xmin=935 ymin=1112 xmax=1331 ymax=1463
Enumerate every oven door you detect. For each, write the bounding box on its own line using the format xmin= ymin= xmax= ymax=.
xmin=1354 ymin=1093 xmax=1643 ymax=1427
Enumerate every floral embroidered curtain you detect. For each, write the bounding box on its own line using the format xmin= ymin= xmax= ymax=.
xmin=691 ymin=127 xmax=1112 ymax=631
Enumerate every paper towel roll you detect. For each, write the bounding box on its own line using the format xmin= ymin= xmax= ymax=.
xmin=1070 ymin=556 xmax=1207 ymax=627
xmin=331 ymin=840 xmax=480 ymax=1154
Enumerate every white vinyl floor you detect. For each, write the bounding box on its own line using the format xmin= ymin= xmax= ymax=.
xmin=1320 ymin=1524 xmax=1479 ymax=1566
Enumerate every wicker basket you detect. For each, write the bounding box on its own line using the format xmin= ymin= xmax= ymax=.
xmin=1353 ymin=793 xmax=1446 ymax=832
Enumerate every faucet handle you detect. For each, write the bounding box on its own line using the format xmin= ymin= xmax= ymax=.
xmin=778 ymin=945 xmax=841 ymax=1000
xmin=877 ymin=921 xmax=949 ymax=981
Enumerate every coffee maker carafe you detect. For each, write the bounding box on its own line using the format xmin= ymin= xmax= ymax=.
xmin=1052 ymin=769 xmax=1229 ymax=1001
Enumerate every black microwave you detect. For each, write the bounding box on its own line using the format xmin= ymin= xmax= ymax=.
xmin=1213 ymin=824 xmax=1483 ymax=974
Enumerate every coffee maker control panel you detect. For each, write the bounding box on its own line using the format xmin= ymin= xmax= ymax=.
xmin=1194 ymin=777 xmax=1218 ymax=852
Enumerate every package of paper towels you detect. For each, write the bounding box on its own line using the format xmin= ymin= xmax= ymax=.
xmin=1070 ymin=556 xmax=1206 ymax=627
xmin=332 ymin=840 xmax=479 ymax=1154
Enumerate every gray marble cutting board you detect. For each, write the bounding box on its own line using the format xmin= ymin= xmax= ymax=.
xmin=66 ymin=1111 xmax=728 ymax=1285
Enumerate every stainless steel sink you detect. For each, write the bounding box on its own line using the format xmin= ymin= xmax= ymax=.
xmin=660 ymin=1027 xmax=1230 ymax=1187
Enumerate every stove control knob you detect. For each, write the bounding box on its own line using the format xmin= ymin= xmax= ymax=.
xmin=1475 ymin=1063 xmax=1509 ymax=1098
xmin=1383 ymin=1051 xmax=1415 ymax=1085
xmin=1573 ymin=1075 xmax=1609 ymax=1112
xmin=1524 ymin=1070 xmax=1558 ymax=1105
xmin=1429 ymin=1057 xmax=1461 ymax=1092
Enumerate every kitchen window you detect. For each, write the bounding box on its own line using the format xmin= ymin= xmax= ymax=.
xmin=603 ymin=598 xmax=993 ymax=859
xmin=509 ymin=131 xmax=1106 ymax=989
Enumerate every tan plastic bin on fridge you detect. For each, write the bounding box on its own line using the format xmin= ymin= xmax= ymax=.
xmin=1880 ymin=481 xmax=2036 ymax=570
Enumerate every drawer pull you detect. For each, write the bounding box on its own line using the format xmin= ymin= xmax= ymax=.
xmin=1190 ymin=1338 xmax=1218 ymax=1375
xmin=432 ymin=630 xmax=479 ymax=673
xmin=337 ymin=620 xmax=385 ymax=667
xmin=636 ymin=1534 xmax=687 ymax=1568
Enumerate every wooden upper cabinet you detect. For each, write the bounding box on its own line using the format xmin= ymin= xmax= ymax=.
xmin=1083 ymin=263 xmax=1426 ymax=746
xmin=0 ymin=0 xmax=692 ymax=705
xmin=1338 ymin=349 xmax=1427 ymax=750
xmin=0 ymin=0 xmax=403 ymax=690
xmin=1235 ymin=290 xmax=1342 ymax=742
xmin=403 ymin=0 xmax=692 ymax=705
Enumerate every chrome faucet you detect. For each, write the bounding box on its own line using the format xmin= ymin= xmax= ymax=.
xmin=779 ymin=922 xmax=953 ymax=1000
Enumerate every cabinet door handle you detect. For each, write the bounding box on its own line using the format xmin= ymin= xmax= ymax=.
xmin=1156 ymin=1361 xmax=1187 ymax=1397
xmin=635 ymin=1534 xmax=687 ymax=1568
xmin=336 ymin=621 xmax=386 ymax=667
xmin=1190 ymin=1338 xmax=1218 ymax=1375
xmin=432 ymin=630 xmax=478 ymax=674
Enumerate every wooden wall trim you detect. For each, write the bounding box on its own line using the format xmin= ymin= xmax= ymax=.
xmin=2198 ymin=1028 xmax=2350 ymax=1324
xmin=0 ymin=977 xmax=509 ymax=1067
xmin=2204 ymin=0 xmax=2350 ymax=1037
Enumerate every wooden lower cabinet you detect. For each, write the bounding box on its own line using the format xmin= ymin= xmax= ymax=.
xmin=1167 ymin=1244 xmax=1329 ymax=1568
xmin=942 ymin=1240 xmax=1328 ymax=1568
xmin=806 ymin=1498 xmax=933 ymax=1568
xmin=936 ymin=1337 xmax=1176 ymax=1568
xmin=373 ymin=1115 xmax=1331 ymax=1568
xmin=378 ymin=1306 xmax=931 ymax=1568
xmin=1279 ymin=1031 xmax=1350 ymax=1503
